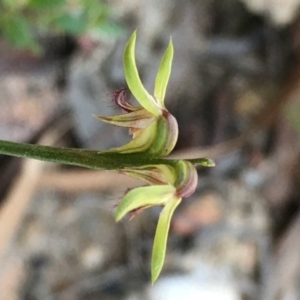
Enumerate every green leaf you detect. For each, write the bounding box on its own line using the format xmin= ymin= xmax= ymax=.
xmin=54 ymin=13 xmax=87 ymax=34
xmin=151 ymin=197 xmax=181 ymax=284
xmin=82 ymin=0 xmax=110 ymax=26
xmin=93 ymin=22 xmax=124 ymax=37
xmin=28 ymin=0 xmax=65 ymax=9
xmin=123 ymin=31 xmax=161 ymax=116
xmin=1 ymin=15 xmax=39 ymax=51
xmin=154 ymin=39 xmax=174 ymax=105
xmin=2 ymin=0 xmax=29 ymax=10
xmin=115 ymin=185 xmax=176 ymax=222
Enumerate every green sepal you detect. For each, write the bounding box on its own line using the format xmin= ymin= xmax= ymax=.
xmin=121 ymin=164 xmax=177 ymax=185
xmin=95 ymin=109 xmax=154 ymax=129
xmin=174 ymin=161 xmax=198 ymax=198
xmin=115 ymin=185 xmax=176 ymax=222
xmin=124 ymin=31 xmax=161 ymax=116
xmin=149 ymin=113 xmax=178 ymax=157
xmin=151 ymin=197 xmax=181 ymax=284
xmin=107 ymin=121 xmax=157 ymax=154
xmin=154 ymin=39 xmax=174 ymax=106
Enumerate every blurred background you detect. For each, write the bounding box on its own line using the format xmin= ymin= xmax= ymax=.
xmin=0 ymin=0 xmax=300 ymax=299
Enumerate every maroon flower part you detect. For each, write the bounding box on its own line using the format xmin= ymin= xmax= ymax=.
xmin=110 ymin=88 xmax=135 ymax=113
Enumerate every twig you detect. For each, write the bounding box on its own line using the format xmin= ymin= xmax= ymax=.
xmin=38 ymin=170 xmax=141 ymax=193
xmin=0 ymin=118 xmax=71 ymax=266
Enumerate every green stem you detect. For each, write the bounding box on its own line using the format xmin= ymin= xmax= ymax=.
xmin=0 ymin=139 xmax=214 ymax=170
xmin=0 ymin=139 xmax=177 ymax=170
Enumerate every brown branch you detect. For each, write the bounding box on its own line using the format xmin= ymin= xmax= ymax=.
xmin=38 ymin=170 xmax=142 ymax=193
xmin=0 ymin=119 xmax=71 ymax=266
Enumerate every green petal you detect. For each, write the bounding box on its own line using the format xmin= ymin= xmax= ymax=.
xmin=107 ymin=121 xmax=157 ymax=154
xmin=174 ymin=161 xmax=198 ymax=198
xmin=115 ymin=185 xmax=176 ymax=222
xmin=149 ymin=113 xmax=178 ymax=157
xmin=124 ymin=31 xmax=161 ymax=116
xmin=121 ymin=164 xmax=177 ymax=185
xmin=154 ymin=39 xmax=174 ymax=106
xmin=95 ymin=109 xmax=155 ymax=129
xmin=151 ymin=197 xmax=181 ymax=284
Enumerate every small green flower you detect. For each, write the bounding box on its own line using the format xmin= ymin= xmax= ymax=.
xmin=96 ymin=31 xmax=215 ymax=283
xmin=116 ymin=160 xmax=198 ymax=283
xmin=96 ymin=31 xmax=178 ymax=157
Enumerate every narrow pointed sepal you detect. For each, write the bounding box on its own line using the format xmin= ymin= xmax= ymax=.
xmin=151 ymin=197 xmax=181 ymax=284
xmin=154 ymin=39 xmax=174 ymax=106
xmin=124 ymin=31 xmax=161 ymax=116
xmin=95 ymin=109 xmax=155 ymax=129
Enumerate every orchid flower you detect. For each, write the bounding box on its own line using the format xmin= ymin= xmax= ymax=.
xmin=96 ymin=31 xmax=214 ymax=283
xmin=96 ymin=31 xmax=177 ymax=157
xmin=116 ymin=160 xmax=198 ymax=283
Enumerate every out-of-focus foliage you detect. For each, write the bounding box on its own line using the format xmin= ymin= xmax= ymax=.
xmin=0 ymin=0 xmax=121 ymax=52
xmin=285 ymin=103 xmax=300 ymax=135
